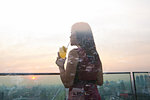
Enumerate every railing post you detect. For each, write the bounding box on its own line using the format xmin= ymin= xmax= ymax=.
xmin=0 ymin=92 xmax=4 ymax=100
xmin=130 ymin=72 xmax=137 ymax=100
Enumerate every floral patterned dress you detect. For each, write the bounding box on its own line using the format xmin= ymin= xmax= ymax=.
xmin=68 ymin=48 xmax=101 ymax=100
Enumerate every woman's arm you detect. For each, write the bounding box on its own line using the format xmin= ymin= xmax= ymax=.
xmin=56 ymin=49 xmax=79 ymax=88
xmin=96 ymin=58 xmax=103 ymax=86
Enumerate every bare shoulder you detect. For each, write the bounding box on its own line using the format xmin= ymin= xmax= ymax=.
xmin=68 ymin=48 xmax=79 ymax=57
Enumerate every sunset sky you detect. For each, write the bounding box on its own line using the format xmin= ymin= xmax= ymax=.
xmin=0 ymin=0 xmax=150 ymax=73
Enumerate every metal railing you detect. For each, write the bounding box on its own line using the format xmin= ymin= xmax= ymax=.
xmin=0 ymin=72 xmax=149 ymax=100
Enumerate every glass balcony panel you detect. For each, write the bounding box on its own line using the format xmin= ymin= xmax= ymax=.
xmin=98 ymin=73 xmax=134 ymax=100
xmin=0 ymin=75 xmax=65 ymax=100
xmin=134 ymin=72 xmax=150 ymax=100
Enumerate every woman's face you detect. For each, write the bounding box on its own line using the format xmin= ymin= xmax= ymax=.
xmin=70 ymin=32 xmax=77 ymax=46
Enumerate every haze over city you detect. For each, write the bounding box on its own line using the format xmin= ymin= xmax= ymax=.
xmin=0 ymin=0 xmax=150 ymax=73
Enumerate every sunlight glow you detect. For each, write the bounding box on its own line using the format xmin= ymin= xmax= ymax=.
xmin=31 ymin=76 xmax=36 ymax=80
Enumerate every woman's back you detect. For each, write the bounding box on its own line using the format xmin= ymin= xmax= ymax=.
xmin=73 ymin=48 xmax=100 ymax=84
xmin=68 ymin=48 xmax=102 ymax=100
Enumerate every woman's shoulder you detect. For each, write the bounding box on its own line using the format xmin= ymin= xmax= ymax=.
xmin=68 ymin=48 xmax=79 ymax=57
xmin=69 ymin=48 xmax=79 ymax=53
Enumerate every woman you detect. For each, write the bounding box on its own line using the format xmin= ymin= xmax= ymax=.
xmin=56 ymin=22 xmax=103 ymax=100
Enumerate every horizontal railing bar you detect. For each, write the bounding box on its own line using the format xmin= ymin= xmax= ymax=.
xmin=133 ymin=72 xmax=149 ymax=73
xmin=0 ymin=72 xmax=149 ymax=76
xmin=0 ymin=73 xmax=60 ymax=75
xmin=104 ymin=72 xmax=130 ymax=74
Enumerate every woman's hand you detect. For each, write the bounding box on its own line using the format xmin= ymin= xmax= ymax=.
xmin=56 ymin=52 xmax=66 ymax=69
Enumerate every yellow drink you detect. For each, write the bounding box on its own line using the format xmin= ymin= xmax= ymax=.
xmin=59 ymin=46 xmax=67 ymax=59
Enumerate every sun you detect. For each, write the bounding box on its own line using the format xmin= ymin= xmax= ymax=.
xmin=31 ymin=76 xmax=36 ymax=80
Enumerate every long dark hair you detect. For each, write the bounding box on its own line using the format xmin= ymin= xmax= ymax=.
xmin=71 ymin=22 xmax=99 ymax=63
